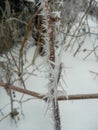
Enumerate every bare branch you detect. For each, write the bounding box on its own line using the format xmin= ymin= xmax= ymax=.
xmin=0 ymin=82 xmax=44 ymax=99
xmin=0 ymin=82 xmax=98 ymax=101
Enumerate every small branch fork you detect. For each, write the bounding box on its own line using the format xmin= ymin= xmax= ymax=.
xmin=0 ymin=82 xmax=98 ymax=101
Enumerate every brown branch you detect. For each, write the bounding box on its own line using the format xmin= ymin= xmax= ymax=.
xmin=1 ymin=82 xmax=98 ymax=101
xmin=0 ymin=82 xmax=44 ymax=99
xmin=45 ymin=2 xmax=55 ymax=67
xmin=58 ymin=93 xmax=98 ymax=100
xmin=19 ymin=8 xmax=42 ymax=72
xmin=44 ymin=1 xmax=61 ymax=130
xmin=19 ymin=8 xmax=42 ymax=57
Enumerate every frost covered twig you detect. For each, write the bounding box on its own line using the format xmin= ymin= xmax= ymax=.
xmin=0 ymin=109 xmax=19 ymax=122
xmin=65 ymin=0 xmax=94 ymax=51
xmin=43 ymin=1 xmax=61 ymax=130
xmin=83 ymin=45 xmax=98 ymax=60
xmin=19 ymin=7 xmax=42 ymax=72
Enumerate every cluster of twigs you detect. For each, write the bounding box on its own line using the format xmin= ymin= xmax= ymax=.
xmin=0 ymin=0 xmax=36 ymax=123
xmin=0 ymin=0 xmax=98 ymax=129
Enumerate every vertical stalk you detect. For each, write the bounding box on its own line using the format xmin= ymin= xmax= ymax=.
xmin=44 ymin=1 xmax=61 ymax=130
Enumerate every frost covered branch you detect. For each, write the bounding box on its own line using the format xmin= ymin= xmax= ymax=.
xmin=1 ymin=81 xmax=98 ymax=100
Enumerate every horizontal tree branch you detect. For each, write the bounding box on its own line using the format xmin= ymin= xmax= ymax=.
xmin=58 ymin=94 xmax=98 ymax=100
xmin=0 ymin=82 xmax=44 ymax=99
xmin=0 ymin=82 xmax=98 ymax=101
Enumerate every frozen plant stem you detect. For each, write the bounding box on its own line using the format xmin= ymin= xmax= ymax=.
xmin=44 ymin=1 xmax=61 ymax=130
